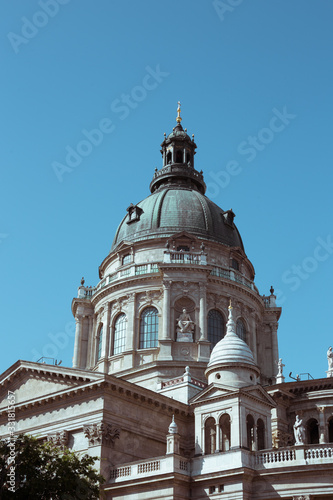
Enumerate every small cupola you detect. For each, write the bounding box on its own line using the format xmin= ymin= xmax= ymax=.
xmin=150 ymin=102 xmax=206 ymax=194
xmin=205 ymin=303 xmax=260 ymax=388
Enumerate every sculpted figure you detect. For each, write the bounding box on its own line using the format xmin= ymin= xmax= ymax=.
xmin=327 ymin=346 xmax=333 ymax=370
xmin=277 ymin=358 xmax=285 ymax=377
xmin=293 ymin=415 xmax=305 ymax=445
xmin=177 ymin=308 xmax=194 ymax=333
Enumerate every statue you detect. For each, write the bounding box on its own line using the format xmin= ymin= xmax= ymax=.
xmin=177 ymin=309 xmax=194 ymax=333
xmin=327 ymin=346 xmax=333 ymax=370
xmin=277 ymin=358 xmax=284 ymax=377
xmin=293 ymin=415 xmax=305 ymax=445
xmin=176 ymin=308 xmax=195 ymax=342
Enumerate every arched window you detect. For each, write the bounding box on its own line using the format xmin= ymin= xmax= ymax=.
xmin=139 ymin=307 xmax=159 ymax=349
xmin=113 ymin=314 xmax=127 ymax=355
xmin=307 ymin=418 xmax=319 ymax=444
xmin=204 ymin=417 xmax=216 ymax=455
xmin=236 ymin=318 xmax=246 ymax=342
xmin=166 ymin=151 xmax=172 ymax=164
xmin=247 ymin=414 xmax=255 ymax=450
xmin=97 ymin=325 xmax=103 ymax=361
xmin=208 ymin=310 xmax=225 ymax=348
xmin=328 ymin=417 xmax=333 ymax=443
xmin=122 ymin=254 xmax=131 ymax=265
xmin=175 ymin=150 xmax=183 ymax=163
xmin=219 ymin=414 xmax=231 ymax=452
xmin=257 ymin=418 xmax=265 ymax=450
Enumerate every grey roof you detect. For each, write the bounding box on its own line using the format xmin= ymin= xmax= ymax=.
xmin=111 ymin=186 xmax=244 ymax=251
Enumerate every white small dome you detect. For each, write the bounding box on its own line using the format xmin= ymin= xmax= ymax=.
xmin=205 ymin=306 xmax=259 ymax=387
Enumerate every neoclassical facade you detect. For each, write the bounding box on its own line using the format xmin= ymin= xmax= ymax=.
xmin=1 ymin=106 xmax=333 ymax=499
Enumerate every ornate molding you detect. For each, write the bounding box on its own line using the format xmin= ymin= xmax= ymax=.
xmin=83 ymin=422 xmax=120 ymax=447
xmin=47 ymin=430 xmax=68 ymax=447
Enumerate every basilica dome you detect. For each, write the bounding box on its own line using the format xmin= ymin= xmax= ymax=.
xmin=111 ymin=109 xmax=244 ymax=252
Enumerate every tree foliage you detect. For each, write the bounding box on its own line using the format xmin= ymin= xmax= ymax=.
xmin=0 ymin=434 xmax=104 ymax=499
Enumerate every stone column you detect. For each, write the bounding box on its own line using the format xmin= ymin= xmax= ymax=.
xmin=249 ymin=311 xmax=257 ymax=363
xmin=99 ymin=305 xmax=109 ymax=373
xmin=199 ymin=283 xmax=207 ymax=341
xmin=215 ymin=421 xmax=220 ymax=453
xmin=73 ymin=314 xmax=82 ymax=368
xmin=318 ymin=407 xmax=327 ymax=443
xmin=125 ymin=293 xmax=136 ymax=351
xmin=162 ymin=280 xmax=171 ymax=340
xmin=270 ymin=322 xmax=279 ymax=375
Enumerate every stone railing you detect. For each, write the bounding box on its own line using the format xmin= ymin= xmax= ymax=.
xmin=256 ymin=449 xmax=296 ymax=466
xmin=164 ymin=250 xmax=207 ymax=265
xmin=109 ymin=455 xmax=190 ymax=483
xmin=256 ymin=444 xmax=333 ymax=469
xmin=210 ymin=266 xmax=255 ymax=291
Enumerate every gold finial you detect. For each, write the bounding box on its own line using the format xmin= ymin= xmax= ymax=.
xmin=176 ymin=101 xmax=182 ymax=123
xmin=229 ymin=299 xmax=232 ymax=309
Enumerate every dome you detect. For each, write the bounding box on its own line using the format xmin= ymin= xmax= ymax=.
xmin=111 ymin=105 xmax=244 ymax=252
xmin=205 ymin=306 xmax=259 ymax=387
xmin=208 ymin=307 xmax=256 ymax=369
xmin=112 ymin=187 xmax=244 ymax=250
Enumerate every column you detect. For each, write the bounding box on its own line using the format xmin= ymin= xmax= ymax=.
xmin=86 ymin=314 xmax=94 ymax=368
xmin=125 ymin=293 xmax=135 ymax=350
xmin=215 ymin=421 xmax=220 ymax=453
xmin=249 ymin=312 xmax=257 ymax=363
xmin=270 ymin=322 xmax=279 ymax=375
xmin=318 ymin=407 xmax=327 ymax=443
xmin=199 ymin=283 xmax=207 ymax=340
xmin=72 ymin=314 xmax=82 ymax=368
xmin=162 ymin=280 xmax=171 ymax=340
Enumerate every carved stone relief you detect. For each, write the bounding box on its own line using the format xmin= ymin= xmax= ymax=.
xmin=47 ymin=430 xmax=68 ymax=447
xmin=83 ymin=421 xmax=120 ymax=447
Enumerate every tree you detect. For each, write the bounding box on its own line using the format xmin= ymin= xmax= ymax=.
xmin=0 ymin=434 xmax=104 ymax=499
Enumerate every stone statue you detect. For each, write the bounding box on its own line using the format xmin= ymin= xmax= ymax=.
xmin=327 ymin=346 xmax=333 ymax=370
xmin=293 ymin=415 xmax=305 ymax=445
xmin=277 ymin=358 xmax=285 ymax=377
xmin=177 ymin=309 xmax=194 ymax=333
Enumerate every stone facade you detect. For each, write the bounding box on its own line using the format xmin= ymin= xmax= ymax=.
xmin=0 ymin=109 xmax=333 ymax=499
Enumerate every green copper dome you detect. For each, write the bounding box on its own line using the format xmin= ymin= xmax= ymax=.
xmin=111 ymin=108 xmax=244 ymax=251
xmin=111 ymin=187 xmax=244 ymax=250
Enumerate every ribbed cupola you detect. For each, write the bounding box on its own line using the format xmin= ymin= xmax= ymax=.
xmin=149 ymin=102 xmax=206 ymax=194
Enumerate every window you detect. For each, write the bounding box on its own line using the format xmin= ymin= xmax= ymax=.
xmin=177 ymin=245 xmax=190 ymax=252
xmin=236 ymin=318 xmax=246 ymax=342
xmin=122 ymin=254 xmax=131 ymax=265
xmin=219 ymin=414 xmax=231 ymax=452
xmin=204 ymin=417 xmax=216 ymax=455
xmin=257 ymin=418 xmax=265 ymax=450
xmin=139 ymin=307 xmax=159 ymax=349
xmin=247 ymin=414 xmax=255 ymax=450
xmin=113 ymin=314 xmax=127 ymax=355
xmin=231 ymin=258 xmax=239 ymax=270
xmin=166 ymin=151 xmax=172 ymax=164
xmin=307 ymin=418 xmax=319 ymax=444
xmin=208 ymin=310 xmax=225 ymax=348
xmin=209 ymin=486 xmax=216 ymax=494
xmin=175 ymin=150 xmax=183 ymax=163
xmin=135 ymin=264 xmax=148 ymax=275
xmin=328 ymin=417 xmax=333 ymax=442
xmin=97 ymin=326 xmax=103 ymax=361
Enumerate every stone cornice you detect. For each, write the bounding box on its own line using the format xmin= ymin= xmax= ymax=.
xmin=0 ymin=362 xmax=193 ymax=418
xmin=91 ymin=275 xmax=161 ymax=307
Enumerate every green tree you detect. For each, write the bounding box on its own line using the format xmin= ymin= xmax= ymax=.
xmin=0 ymin=434 xmax=104 ymax=499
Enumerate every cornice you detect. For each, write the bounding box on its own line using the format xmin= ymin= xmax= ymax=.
xmin=0 ymin=364 xmax=193 ymax=418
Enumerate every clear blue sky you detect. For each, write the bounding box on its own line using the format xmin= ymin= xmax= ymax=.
xmin=1 ymin=0 xmax=332 ymax=380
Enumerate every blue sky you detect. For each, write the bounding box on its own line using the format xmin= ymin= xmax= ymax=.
xmin=1 ymin=0 xmax=332 ymax=380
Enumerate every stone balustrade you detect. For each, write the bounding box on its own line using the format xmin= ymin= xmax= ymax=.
xmin=109 ymin=445 xmax=333 ymax=483
xmin=109 ymin=455 xmax=190 ymax=483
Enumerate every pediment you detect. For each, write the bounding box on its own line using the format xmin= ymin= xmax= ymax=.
xmin=190 ymin=383 xmax=237 ymax=404
xmin=0 ymin=361 xmax=99 ymax=409
xmin=239 ymin=385 xmax=276 ymax=407
xmin=169 ymin=231 xmax=200 ymax=243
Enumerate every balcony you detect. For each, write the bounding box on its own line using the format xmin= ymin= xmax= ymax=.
xmin=163 ymin=250 xmax=207 ymax=265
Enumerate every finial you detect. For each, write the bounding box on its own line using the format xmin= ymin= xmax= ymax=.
xmin=176 ymin=101 xmax=182 ymax=123
xmin=164 ymin=132 xmax=166 ymax=137
xmin=270 ymin=286 xmax=274 ymax=295
xmin=81 ymin=277 xmax=85 ymax=286
xmin=229 ymin=299 xmax=232 ymax=309
xmin=168 ymin=414 xmax=178 ymax=434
